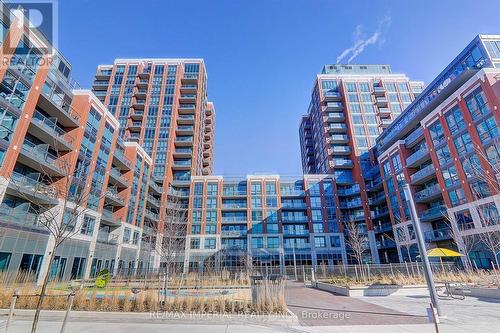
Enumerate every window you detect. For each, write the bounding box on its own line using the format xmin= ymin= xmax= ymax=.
xmin=314 ymin=236 xmax=326 ymax=248
xmin=206 ymin=198 xmax=217 ymax=209
xmin=80 ymin=215 xmax=95 ymax=236
xmin=330 ymin=235 xmax=341 ymax=247
xmin=191 ymin=225 xmax=201 ymax=234
xmin=435 ymin=146 xmax=452 ymax=167
xmin=251 ymin=182 xmax=262 ymax=195
xmin=265 ymin=182 xmax=276 ymax=195
xmin=252 ymin=237 xmax=264 ymax=249
xmin=205 ymin=224 xmax=216 ymax=234
xmin=310 ymin=197 xmax=321 ymax=208
xmin=267 ymin=223 xmax=278 ymax=233
xmin=193 ymin=183 xmax=203 ymax=195
xmin=251 ymin=210 xmax=263 ymax=221
xmin=471 ymin=181 xmax=490 ymax=199
xmin=391 ymin=154 xmax=402 ymax=172
xmin=267 ymin=237 xmax=279 ymax=248
xmin=133 ymin=231 xmax=139 ymax=245
xmin=251 ymin=197 xmax=262 ymax=208
xmin=476 ymin=116 xmax=498 ymax=142
xmin=190 ymin=239 xmax=200 ymax=249
xmin=205 ymin=238 xmax=216 ymax=249
xmin=445 ymin=106 xmax=465 ymax=132
xmin=453 ymin=132 xmax=473 ymax=155
xmin=455 ymin=210 xmax=474 ymax=230
xmin=442 ymin=166 xmax=459 ymax=187
xmin=0 ymin=252 xmax=11 ymax=272
xmin=448 ymin=187 xmax=466 ymax=206
xmin=429 ymin=121 xmax=445 ymax=146
xmin=465 ymin=88 xmax=490 ymax=120
xmin=207 ymin=183 xmax=218 ymax=196
xmin=205 ymin=210 xmax=217 ymax=222
xmin=313 ymin=223 xmax=324 ymax=233
xmin=478 ymin=203 xmax=499 ymax=227
xmin=311 ymin=209 xmax=322 ymax=222
xmin=266 ymin=196 xmax=277 ymax=207
xmin=123 ymin=228 xmax=131 ymax=243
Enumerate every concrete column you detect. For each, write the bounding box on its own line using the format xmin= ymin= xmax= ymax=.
xmin=83 ymin=216 xmax=101 ymax=280
xmin=368 ymin=230 xmax=380 ymax=264
xmin=36 ymin=201 xmax=64 ymax=285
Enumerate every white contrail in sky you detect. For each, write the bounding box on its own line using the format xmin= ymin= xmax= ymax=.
xmin=336 ymin=16 xmax=392 ymax=64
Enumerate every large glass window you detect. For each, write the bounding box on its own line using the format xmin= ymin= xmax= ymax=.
xmin=465 ymin=88 xmax=490 ymax=120
xmin=445 ymin=106 xmax=465 ymax=132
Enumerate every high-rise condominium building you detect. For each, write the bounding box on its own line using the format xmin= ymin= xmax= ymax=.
xmin=299 ymin=65 xmax=424 ymax=263
xmin=184 ymin=174 xmax=347 ymax=271
xmin=375 ymin=35 xmax=500 ymax=268
xmin=0 ymin=4 xmax=215 ymax=282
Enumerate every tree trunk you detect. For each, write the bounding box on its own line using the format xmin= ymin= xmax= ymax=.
xmin=31 ymin=245 xmax=57 ymax=333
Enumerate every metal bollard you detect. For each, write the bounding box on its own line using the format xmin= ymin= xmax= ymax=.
xmin=60 ymin=293 xmax=75 ymax=333
xmin=6 ymin=291 xmax=19 ymax=333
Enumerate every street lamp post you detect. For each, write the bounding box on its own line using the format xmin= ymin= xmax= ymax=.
xmin=403 ymin=184 xmax=443 ymax=317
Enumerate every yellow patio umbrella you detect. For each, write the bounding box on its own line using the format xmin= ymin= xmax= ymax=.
xmin=427 ymin=248 xmax=464 ymax=258
xmin=427 ymin=247 xmax=464 ymax=271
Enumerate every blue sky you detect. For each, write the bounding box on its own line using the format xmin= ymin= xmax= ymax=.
xmin=58 ymin=0 xmax=500 ymax=175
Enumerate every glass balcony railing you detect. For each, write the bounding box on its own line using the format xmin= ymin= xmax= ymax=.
xmin=424 ymin=227 xmax=452 ymax=242
xmin=283 ymin=229 xmax=309 ymax=236
xmin=10 ymin=172 xmax=57 ymax=199
xmin=222 ymin=203 xmax=247 ymax=209
xmin=281 ymin=202 xmax=307 ymax=209
xmin=337 ymin=185 xmax=360 ymax=196
xmin=420 ymin=205 xmax=446 ymax=222
xmin=411 ymin=164 xmax=435 ymax=183
xmin=97 ymin=231 xmax=119 ymax=244
xmin=282 ymin=216 xmax=308 ymax=223
xmin=415 ymin=184 xmax=442 ymax=201
xmin=32 ymin=111 xmax=74 ymax=147
xmin=406 ymin=147 xmax=430 ymax=166
xmin=280 ymin=189 xmax=306 ymax=196
xmin=21 ymin=139 xmax=64 ymax=173
xmin=0 ymin=205 xmax=45 ymax=229
xmin=222 ymin=216 xmax=248 ymax=223
xmin=222 ymin=190 xmax=247 ymax=196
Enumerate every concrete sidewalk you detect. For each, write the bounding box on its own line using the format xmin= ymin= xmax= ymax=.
xmin=285 ymin=281 xmax=427 ymax=326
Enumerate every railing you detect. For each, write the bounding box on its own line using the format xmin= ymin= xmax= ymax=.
xmin=283 ymin=229 xmax=309 ymax=236
xmin=369 ymin=192 xmax=386 ymax=205
xmin=179 ymin=104 xmax=196 ymax=109
xmin=281 ymin=203 xmax=307 ymax=209
xmin=281 ymin=216 xmax=308 ymax=223
xmin=415 ymin=184 xmax=441 ymax=201
xmin=221 ymin=216 xmax=248 ymax=223
xmin=32 ymin=111 xmax=74 ymax=146
xmin=371 ymin=207 xmax=389 ymax=219
xmin=105 ymin=188 xmax=125 ymax=205
xmin=0 ymin=205 xmax=45 ymax=229
xmin=10 ymin=172 xmax=57 ymax=199
xmin=146 ymin=210 xmax=159 ymax=220
xmin=373 ymin=224 xmax=393 ymax=233
xmin=405 ymin=126 xmax=424 ymax=146
xmin=410 ymin=164 xmax=435 ymax=183
xmin=406 ymin=147 xmax=430 ymax=166
xmin=337 ymin=185 xmax=360 ymax=196
xmin=97 ymin=231 xmax=119 ymax=244
xmin=222 ymin=190 xmax=247 ymax=196
xmin=183 ymin=74 xmax=199 ymax=80
xmin=181 ymin=84 xmax=197 ymax=89
xmin=221 ymin=203 xmax=247 ymax=209
xmin=113 ymin=149 xmax=132 ymax=169
xmin=376 ymin=239 xmax=396 ymax=248
xmin=21 ymin=140 xmax=63 ymax=171
xmin=424 ymin=227 xmax=451 ymax=241
xmin=40 ymin=85 xmax=81 ymax=125
xmin=326 ymin=102 xmax=343 ymax=109
xmin=328 ymin=124 xmax=347 ymax=131
xmin=180 ymin=94 xmax=197 ymax=99
xmin=149 ymin=181 xmax=163 ymax=194
xmin=221 ymin=230 xmax=247 ymax=237
xmin=339 ymin=200 xmax=363 ymax=209
xmin=331 ymin=146 xmax=350 ymax=153
xmin=147 ymin=195 xmax=161 ymax=207
xmin=110 ymin=168 xmax=128 ymax=184
xmin=175 ymin=136 xmax=193 ymax=142
xmin=177 ymin=126 xmax=194 ymax=131
xmin=420 ymin=205 xmax=446 ymax=221
xmin=323 ymin=91 xmax=341 ymax=99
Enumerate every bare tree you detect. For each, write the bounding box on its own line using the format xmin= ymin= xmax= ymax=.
xmin=8 ymin=144 xmax=107 ymax=333
xmin=345 ymin=220 xmax=369 ymax=264
xmin=442 ymin=214 xmax=478 ymax=271
xmin=149 ymin=191 xmax=187 ymax=279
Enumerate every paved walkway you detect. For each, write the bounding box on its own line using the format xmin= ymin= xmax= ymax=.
xmin=284 ymin=281 xmax=428 ymax=326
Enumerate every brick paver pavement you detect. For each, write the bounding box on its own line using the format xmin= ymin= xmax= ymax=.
xmin=285 ymin=281 xmax=428 ymax=326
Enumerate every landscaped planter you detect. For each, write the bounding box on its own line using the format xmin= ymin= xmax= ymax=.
xmin=312 ymin=281 xmax=436 ymax=296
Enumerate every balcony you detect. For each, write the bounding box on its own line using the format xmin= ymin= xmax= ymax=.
xmin=330 ymin=158 xmax=353 ymax=168
xmin=105 ymin=188 xmax=126 ymax=207
xmin=329 ymin=134 xmax=348 ymax=144
xmin=325 ymin=112 xmax=345 ymax=122
xmin=19 ymin=140 xmax=65 ymax=177
xmin=222 ymin=216 xmax=248 ymax=224
xmin=221 ymin=230 xmax=247 ymax=238
xmin=336 ymin=177 xmax=354 ymax=185
xmin=135 ymin=89 xmax=147 ymax=98
xmin=38 ymin=87 xmax=80 ymax=128
xmin=221 ymin=203 xmax=247 ymax=210
xmin=94 ymin=69 xmax=112 ymax=79
xmin=373 ymin=223 xmax=393 ymax=234
xmin=281 ymin=216 xmax=308 ymax=223
xmin=7 ymin=172 xmax=58 ymax=205
xmin=425 ymin=227 xmax=452 ymax=242
xmin=375 ymin=97 xmax=389 ymax=106
xmin=149 ymin=181 xmax=163 ymax=195
xmin=406 ymin=147 xmax=430 ymax=168
xmin=132 ymin=99 xmax=146 ymax=110
xmin=339 ymin=199 xmax=363 ymax=209
xmin=138 ymin=70 xmax=151 ymax=79
xmin=30 ymin=111 xmax=74 ymax=151
xmin=173 ymin=148 xmax=192 ymax=158
xmin=176 ymin=125 xmax=194 ymax=135
xmin=376 ymin=239 xmax=396 ymax=249
xmin=177 ymin=115 xmax=195 ymax=124
xmin=222 ymin=190 xmax=247 ymax=197
xmin=281 ymin=202 xmax=308 ymax=210
xmin=136 ymin=79 xmax=149 ymax=87
xmin=377 ymin=107 xmax=391 ymax=116
xmin=337 ymin=185 xmax=360 ymax=196
xmin=369 ymin=192 xmax=387 ymax=205
xmin=108 ymin=168 xmax=128 ymax=188
xmin=0 ymin=205 xmax=46 ymax=230
xmin=180 ymin=84 xmax=197 ymax=93
xmin=101 ymin=210 xmax=122 ymax=227
xmin=130 ymin=110 xmax=144 ymax=119
xmin=146 ymin=194 xmax=161 ymax=208
xmin=174 ymin=136 xmax=193 ymax=147
xmin=172 ymin=160 xmax=192 ymax=170
xmin=96 ymin=231 xmax=119 ymax=245
xmin=327 ymin=123 xmax=347 ymax=133
xmin=91 ymin=80 xmax=109 ymax=90
xmin=179 ymin=94 xmax=197 ymax=103
xmin=329 ymin=146 xmax=351 ymax=155
xmin=178 ymin=104 xmax=196 ymax=115
xmin=366 ymin=178 xmax=383 ymax=191
xmin=371 ymin=207 xmax=390 ymax=219
xmin=343 ymin=213 xmax=365 ymax=222
xmin=127 ymin=133 xmax=141 ymax=142
xmin=373 ymin=86 xmax=386 ymax=96
xmin=324 ymin=102 xmax=344 ymax=111
xmin=378 ymin=119 xmax=392 ymax=128
xmin=113 ymin=149 xmax=132 ymax=171
xmin=410 ymin=164 xmax=436 ymax=185
xmin=420 ymin=206 xmax=446 ymax=222
xmin=145 ymin=210 xmax=159 ymax=221
xmin=405 ymin=127 xmax=425 ymax=148
xmin=280 ymin=189 xmax=306 ymax=197
xmin=129 ymin=121 xmax=142 ymax=131
xmin=323 ymin=91 xmax=342 ymax=101
xmin=182 ymin=73 xmax=199 ymax=83
xmin=415 ymin=184 xmax=442 ymax=203
xmin=283 ymin=229 xmax=309 ymax=237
